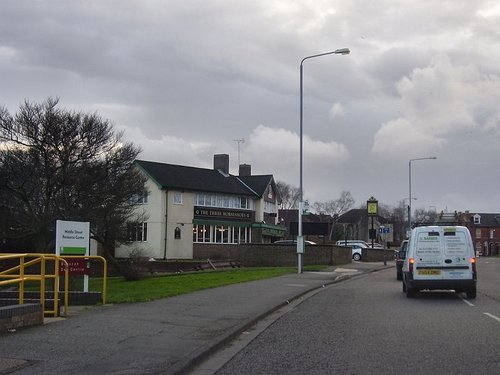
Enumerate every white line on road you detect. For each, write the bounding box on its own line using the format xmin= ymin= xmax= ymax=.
xmin=461 ymin=298 xmax=475 ymax=307
xmin=483 ymin=312 xmax=500 ymax=323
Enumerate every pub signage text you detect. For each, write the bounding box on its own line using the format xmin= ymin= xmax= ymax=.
xmin=194 ymin=207 xmax=254 ymax=221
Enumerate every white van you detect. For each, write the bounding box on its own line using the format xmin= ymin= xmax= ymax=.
xmin=402 ymin=226 xmax=477 ymax=299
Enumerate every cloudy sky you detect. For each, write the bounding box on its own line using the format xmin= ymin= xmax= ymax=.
xmin=1 ymin=0 xmax=500 ymax=214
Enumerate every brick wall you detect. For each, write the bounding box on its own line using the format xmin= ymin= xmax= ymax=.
xmin=0 ymin=304 xmax=43 ymax=332
xmin=193 ymin=243 xmax=352 ymax=266
xmin=362 ymin=248 xmax=397 ymax=262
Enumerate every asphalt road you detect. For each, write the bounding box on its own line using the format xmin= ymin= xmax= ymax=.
xmin=2 ymin=262 xmax=387 ymax=374
xmin=215 ymin=257 xmax=500 ymax=374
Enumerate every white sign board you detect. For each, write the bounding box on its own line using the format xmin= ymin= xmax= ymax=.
xmin=55 ymin=220 xmax=90 ymax=256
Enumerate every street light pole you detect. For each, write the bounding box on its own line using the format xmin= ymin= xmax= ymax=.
xmin=403 ymin=197 xmax=417 ymax=235
xmin=408 ymin=157 xmax=437 ymax=231
xmin=298 ymin=48 xmax=350 ymax=274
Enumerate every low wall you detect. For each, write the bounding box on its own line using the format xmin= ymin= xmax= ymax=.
xmin=362 ymin=248 xmax=397 ymax=262
xmin=193 ymin=244 xmax=352 ymax=267
xmin=0 ymin=304 xmax=43 ymax=332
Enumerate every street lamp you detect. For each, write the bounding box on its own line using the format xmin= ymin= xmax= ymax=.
xmin=298 ymin=48 xmax=350 ymax=274
xmin=403 ymin=197 xmax=417 ymax=233
xmin=408 ymin=157 xmax=437 ymax=231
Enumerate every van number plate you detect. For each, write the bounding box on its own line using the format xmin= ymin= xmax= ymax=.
xmin=418 ymin=269 xmax=441 ymax=275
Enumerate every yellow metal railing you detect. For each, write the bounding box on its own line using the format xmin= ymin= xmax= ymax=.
xmin=0 ymin=253 xmax=107 ymax=317
xmin=60 ymin=255 xmax=107 ymax=305
xmin=0 ymin=253 xmax=67 ymax=316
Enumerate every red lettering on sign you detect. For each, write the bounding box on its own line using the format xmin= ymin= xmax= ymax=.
xmin=59 ymin=258 xmax=92 ymax=276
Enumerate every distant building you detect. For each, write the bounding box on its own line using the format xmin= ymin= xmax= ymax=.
xmin=459 ymin=212 xmax=500 ymax=256
xmin=278 ymin=209 xmax=332 ymax=244
xmin=116 ymin=154 xmax=285 ymax=259
xmin=411 ymin=210 xmax=500 ymax=256
xmin=336 ymin=209 xmax=392 ymax=245
xmin=278 ymin=208 xmax=393 ymax=245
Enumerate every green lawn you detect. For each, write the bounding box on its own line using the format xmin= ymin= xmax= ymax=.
xmin=91 ymin=266 xmax=325 ymax=303
xmin=2 ymin=266 xmax=327 ymax=304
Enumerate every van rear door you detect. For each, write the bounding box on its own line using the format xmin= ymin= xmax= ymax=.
xmin=442 ymin=227 xmax=473 ymax=280
xmin=414 ymin=229 xmax=444 ymax=280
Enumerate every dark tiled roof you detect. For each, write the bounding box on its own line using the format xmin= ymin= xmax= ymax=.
xmin=337 ymin=209 xmax=366 ymax=223
xmin=337 ymin=208 xmax=390 ymax=224
xmin=135 ymin=160 xmax=263 ymax=197
xmin=468 ymin=213 xmax=500 ymax=226
xmin=238 ymin=175 xmax=274 ymax=196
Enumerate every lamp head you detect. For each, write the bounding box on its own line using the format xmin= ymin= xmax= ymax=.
xmin=335 ymin=48 xmax=351 ymax=55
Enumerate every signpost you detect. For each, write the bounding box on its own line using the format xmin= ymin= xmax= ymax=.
xmin=378 ymin=225 xmax=391 ymax=266
xmin=367 ymin=196 xmax=378 ymax=248
xmin=55 ymin=220 xmax=90 ymax=292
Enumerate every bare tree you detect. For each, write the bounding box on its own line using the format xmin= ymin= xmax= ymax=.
xmin=313 ymin=191 xmax=355 ymax=240
xmin=413 ymin=207 xmax=438 ymax=226
xmin=0 ymin=98 xmax=147 ymax=257
xmin=391 ymin=200 xmax=408 ymax=243
xmin=276 ymin=181 xmax=300 ymax=210
xmin=313 ymin=191 xmax=355 ymax=217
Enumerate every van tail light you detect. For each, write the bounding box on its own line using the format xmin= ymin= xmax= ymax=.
xmin=409 ymin=258 xmax=414 ymax=273
xmin=470 ymin=258 xmax=477 ymax=274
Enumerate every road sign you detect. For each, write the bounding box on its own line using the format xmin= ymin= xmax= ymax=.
xmin=378 ymin=227 xmax=391 ymax=234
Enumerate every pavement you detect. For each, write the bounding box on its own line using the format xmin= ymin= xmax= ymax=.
xmin=0 ymin=261 xmax=393 ymax=375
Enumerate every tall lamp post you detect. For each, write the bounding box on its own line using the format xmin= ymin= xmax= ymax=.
xmin=408 ymin=157 xmax=437 ymax=231
xmin=403 ymin=197 xmax=417 ymax=235
xmin=297 ymin=48 xmax=350 ymax=274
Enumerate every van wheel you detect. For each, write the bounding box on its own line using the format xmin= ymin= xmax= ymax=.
xmin=466 ymin=287 xmax=476 ymax=299
xmin=353 ymin=253 xmax=361 ymax=261
xmin=406 ymin=286 xmax=415 ymax=298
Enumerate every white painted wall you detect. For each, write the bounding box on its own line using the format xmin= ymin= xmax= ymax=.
xmin=115 ymin=178 xmax=166 ymax=259
xmin=165 ymin=191 xmax=195 ymax=259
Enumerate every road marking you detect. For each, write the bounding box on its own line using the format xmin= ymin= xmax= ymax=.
xmin=483 ymin=313 xmax=500 ymax=323
xmin=461 ymin=298 xmax=474 ymax=307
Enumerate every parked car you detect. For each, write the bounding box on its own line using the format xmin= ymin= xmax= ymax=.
xmin=336 ymin=240 xmax=368 ymax=247
xmin=350 ymin=244 xmax=367 ymax=261
xmin=336 ymin=240 xmax=368 ymax=261
xmin=402 ymin=226 xmax=477 ymax=299
xmin=273 ymin=240 xmax=316 ymax=245
xmin=396 ymin=240 xmax=408 ymax=280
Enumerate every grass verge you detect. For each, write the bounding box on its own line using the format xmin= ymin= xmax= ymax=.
xmin=94 ymin=266 xmax=325 ymax=304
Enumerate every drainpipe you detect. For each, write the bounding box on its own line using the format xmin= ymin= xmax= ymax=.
xmin=163 ymin=191 xmax=168 ymax=259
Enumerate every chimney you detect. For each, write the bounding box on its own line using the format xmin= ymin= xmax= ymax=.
xmin=239 ymin=164 xmax=251 ymax=176
xmin=213 ymin=154 xmax=229 ymax=174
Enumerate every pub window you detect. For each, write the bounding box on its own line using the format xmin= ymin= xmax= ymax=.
xmin=193 ymin=224 xmax=250 ymax=244
xmin=129 ymin=192 xmax=148 ymax=205
xmin=174 ymin=227 xmax=181 ymax=239
xmin=127 ymin=222 xmax=148 ymax=242
xmin=240 ymin=197 xmax=248 ymax=209
xmin=173 ymin=192 xmax=183 ymax=205
xmin=233 ymin=227 xmax=240 ymax=243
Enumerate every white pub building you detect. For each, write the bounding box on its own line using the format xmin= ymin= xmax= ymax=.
xmin=116 ymin=154 xmax=285 ymax=259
